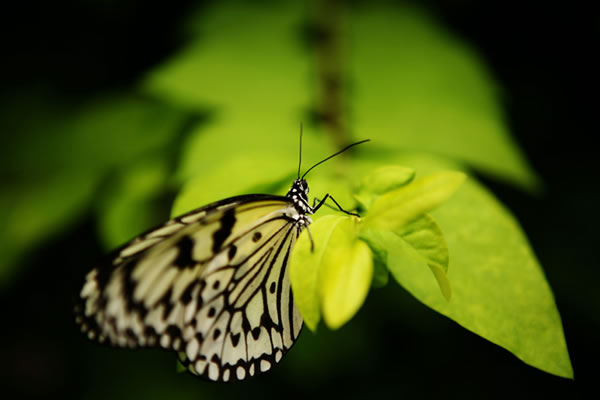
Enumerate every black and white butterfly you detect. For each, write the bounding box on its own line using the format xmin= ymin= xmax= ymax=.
xmin=75 ymin=133 xmax=368 ymax=382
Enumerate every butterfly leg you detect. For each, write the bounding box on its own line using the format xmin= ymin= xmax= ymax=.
xmin=313 ymin=194 xmax=360 ymax=217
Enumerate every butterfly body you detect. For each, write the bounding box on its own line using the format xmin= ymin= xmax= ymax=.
xmin=76 ymin=179 xmax=314 ymax=382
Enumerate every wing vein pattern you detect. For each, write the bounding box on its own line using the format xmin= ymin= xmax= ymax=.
xmin=75 ymin=195 xmax=305 ymax=382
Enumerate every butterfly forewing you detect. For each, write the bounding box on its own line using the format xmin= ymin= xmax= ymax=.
xmin=75 ymin=195 xmax=305 ymax=382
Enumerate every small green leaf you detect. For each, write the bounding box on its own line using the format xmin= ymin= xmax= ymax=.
xmin=290 ymin=215 xmax=347 ymax=331
xmin=397 ymin=214 xmax=451 ymax=300
xmin=354 ymin=165 xmax=415 ymax=209
xmin=319 ymin=218 xmax=374 ymax=330
xmin=363 ymin=171 xmax=466 ymax=231
xmin=361 ymin=165 xmax=415 ymax=191
xmin=361 ymin=219 xmax=452 ymax=300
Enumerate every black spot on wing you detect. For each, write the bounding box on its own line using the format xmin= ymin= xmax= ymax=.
xmin=212 ymin=209 xmax=236 ymax=253
xmin=228 ymin=245 xmax=237 ymax=260
xmin=231 ymin=333 xmax=241 ymax=347
xmin=174 ymin=236 xmax=195 ymax=269
xmin=251 ymin=327 xmax=261 ymax=340
xmin=166 ymin=325 xmax=181 ymax=338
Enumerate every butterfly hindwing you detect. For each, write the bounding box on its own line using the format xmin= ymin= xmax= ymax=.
xmin=75 ymin=195 xmax=304 ymax=381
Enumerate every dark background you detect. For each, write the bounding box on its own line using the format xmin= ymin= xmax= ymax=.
xmin=1 ymin=1 xmax=596 ymax=398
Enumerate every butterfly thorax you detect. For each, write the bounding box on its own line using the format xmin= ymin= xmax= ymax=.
xmin=286 ymin=179 xmax=313 ymax=216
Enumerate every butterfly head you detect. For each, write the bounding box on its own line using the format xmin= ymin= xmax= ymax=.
xmin=287 ymin=179 xmax=311 ymax=214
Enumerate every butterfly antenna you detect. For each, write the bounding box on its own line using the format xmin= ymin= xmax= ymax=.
xmin=301 ymin=139 xmax=370 ymax=179
xmin=297 ymin=122 xmax=303 ymax=179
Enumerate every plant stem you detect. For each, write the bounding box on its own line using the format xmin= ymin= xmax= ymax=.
xmin=313 ymin=0 xmax=348 ymax=148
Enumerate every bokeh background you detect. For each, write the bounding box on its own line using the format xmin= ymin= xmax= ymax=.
xmin=1 ymin=0 xmax=596 ymax=398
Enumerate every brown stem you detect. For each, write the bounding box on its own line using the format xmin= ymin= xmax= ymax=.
xmin=313 ymin=0 xmax=348 ymax=148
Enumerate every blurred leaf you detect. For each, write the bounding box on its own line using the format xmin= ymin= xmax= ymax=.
xmin=0 ymin=173 xmax=96 ymax=286
xmin=96 ymin=157 xmax=171 ymax=249
xmin=373 ymin=153 xmax=572 ymax=378
xmin=2 ymin=93 xmax=188 ymax=178
xmin=319 ymin=218 xmax=373 ymax=330
xmin=290 ymin=215 xmax=347 ymax=331
xmin=0 ymin=92 xmax=190 ymax=286
xmin=142 ymin=1 xmax=317 ymax=183
xmin=350 ymin=5 xmax=540 ymax=191
xmin=363 ymin=171 xmax=466 ymax=231
xmin=171 ymin=152 xmax=294 ymax=216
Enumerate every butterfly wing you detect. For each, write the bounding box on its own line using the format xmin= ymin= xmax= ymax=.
xmin=75 ymin=195 xmax=304 ymax=381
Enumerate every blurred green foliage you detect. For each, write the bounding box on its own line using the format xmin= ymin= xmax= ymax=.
xmin=0 ymin=0 xmax=572 ymax=389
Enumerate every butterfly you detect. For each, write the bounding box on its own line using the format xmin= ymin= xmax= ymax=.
xmin=75 ymin=131 xmax=369 ymax=382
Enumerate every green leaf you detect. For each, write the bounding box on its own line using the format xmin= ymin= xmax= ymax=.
xmin=0 ymin=92 xmax=190 ymax=286
xmin=361 ymin=213 xmax=452 ymax=300
xmin=319 ymin=218 xmax=373 ymax=330
xmin=0 ymin=173 xmax=97 ymax=287
xmin=96 ymin=157 xmax=170 ymax=249
xmin=358 ymin=165 xmax=416 ymax=194
xmin=362 ymin=218 xmax=451 ymax=304
xmin=354 ymin=165 xmax=415 ymax=209
xmin=363 ymin=171 xmax=466 ymax=231
xmin=397 ymin=214 xmax=451 ymax=300
xmin=373 ymin=153 xmax=572 ymax=378
xmin=290 ymin=215 xmax=348 ymax=331
xmin=350 ymin=5 xmax=540 ymax=191
xmin=171 ymin=152 xmax=294 ymax=216
xmin=142 ymin=1 xmax=318 ymax=183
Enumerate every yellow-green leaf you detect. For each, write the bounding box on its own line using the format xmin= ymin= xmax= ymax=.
xmin=397 ymin=214 xmax=451 ymax=300
xmin=319 ymin=218 xmax=373 ymax=330
xmin=354 ymin=165 xmax=415 ymax=209
xmin=363 ymin=171 xmax=466 ymax=231
xmin=290 ymin=215 xmax=347 ymax=331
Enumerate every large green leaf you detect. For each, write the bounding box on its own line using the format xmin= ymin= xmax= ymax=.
xmin=350 ymin=4 xmax=540 ymax=191
xmin=142 ymin=1 xmax=321 ymax=184
xmin=366 ymin=153 xmax=572 ymax=378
